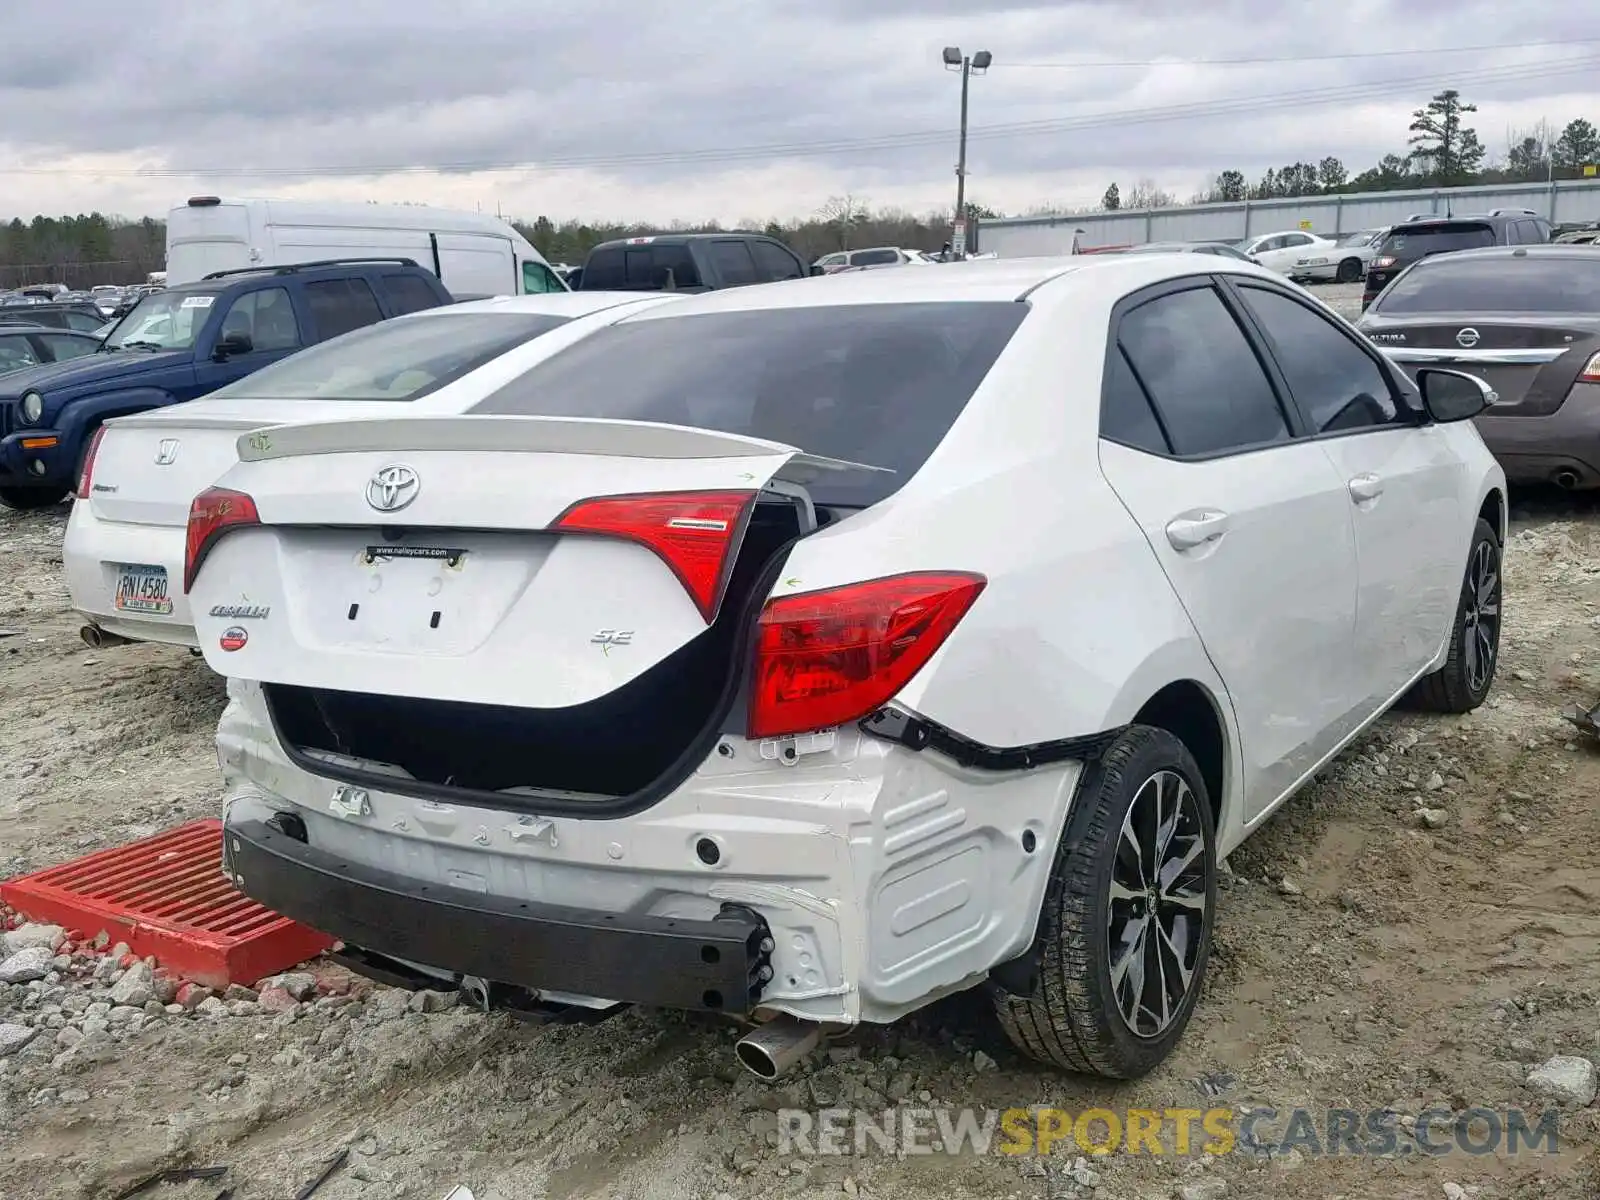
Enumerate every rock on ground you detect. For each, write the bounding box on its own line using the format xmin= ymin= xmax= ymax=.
xmin=1524 ymin=1055 xmax=1598 ymax=1107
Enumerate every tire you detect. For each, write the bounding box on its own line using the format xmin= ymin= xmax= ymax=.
xmin=1405 ymin=517 xmax=1502 ymax=713
xmin=1336 ymin=257 xmax=1363 ymax=283
xmin=0 ymin=485 xmax=67 ymax=511
xmin=990 ymin=725 xmax=1218 ymax=1079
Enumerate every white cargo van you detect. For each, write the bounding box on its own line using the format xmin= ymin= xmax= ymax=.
xmin=164 ymin=197 xmax=565 ymax=297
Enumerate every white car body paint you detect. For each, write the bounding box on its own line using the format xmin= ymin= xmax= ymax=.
xmin=192 ymin=254 xmax=1505 ymax=1028
xmin=63 ymin=292 xmax=685 ymax=647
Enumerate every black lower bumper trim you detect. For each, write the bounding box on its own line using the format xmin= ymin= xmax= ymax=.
xmin=860 ymin=705 xmax=1124 ymax=770
xmin=227 ymin=819 xmax=772 ymax=1014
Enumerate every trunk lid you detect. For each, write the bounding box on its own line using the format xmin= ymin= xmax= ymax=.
xmin=189 ymin=414 xmax=889 ymax=709
xmin=1367 ymin=316 xmax=1600 ymax=416
xmin=90 ymin=399 xmax=423 ymax=526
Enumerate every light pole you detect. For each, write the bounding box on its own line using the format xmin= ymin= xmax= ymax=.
xmin=943 ymin=46 xmax=991 ymax=259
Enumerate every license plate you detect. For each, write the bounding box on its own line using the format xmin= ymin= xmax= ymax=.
xmin=114 ymin=564 xmax=172 ymax=615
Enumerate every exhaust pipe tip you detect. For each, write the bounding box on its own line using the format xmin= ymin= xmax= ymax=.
xmin=1554 ymin=469 xmax=1582 ymax=490
xmin=734 ymin=1014 xmax=822 ymax=1081
xmin=80 ymin=624 xmax=134 ymax=648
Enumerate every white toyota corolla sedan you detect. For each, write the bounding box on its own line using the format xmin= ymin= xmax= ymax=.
xmin=64 ymin=291 xmax=683 ymax=649
xmin=184 ymin=254 xmax=1506 ymax=1080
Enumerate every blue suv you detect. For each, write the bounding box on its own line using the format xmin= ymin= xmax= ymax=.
xmin=0 ymin=257 xmax=452 ymax=509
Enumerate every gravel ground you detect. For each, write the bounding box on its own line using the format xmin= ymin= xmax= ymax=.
xmin=3 ymin=305 xmax=1599 ymax=1199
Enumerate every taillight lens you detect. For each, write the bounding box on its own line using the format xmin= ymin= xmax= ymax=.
xmin=748 ymin=571 xmax=987 ymax=740
xmin=1373 ymin=256 xmax=1396 ymax=269
xmin=184 ymin=487 xmax=260 ymax=593
xmin=553 ymin=489 xmax=757 ymax=623
xmin=75 ymin=426 xmax=107 ymax=500
xmin=1580 ymin=351 xmax=1600 ymax=383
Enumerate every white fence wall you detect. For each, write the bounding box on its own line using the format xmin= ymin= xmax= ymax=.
xmin=973 ymin=178 xmax=1600 ymax=258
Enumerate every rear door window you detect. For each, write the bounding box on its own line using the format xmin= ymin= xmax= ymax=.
xmin=379 ymin=273 xmax=447 ymax=315
xmin=304 ymin=278 xmax=385 ymax=341
xmin=581 ymin=247 xmax=627 ymax=289
xmin=1117 ymin=285 xmax=1291 ymax=456
xmin=1235 ymin=284 xmax=1401 ymax=433
xmin=708 ymin=240 xmax=759 ymax=286
xmin=470 ymin=301 xmax=1028 ymax=507
xmin=752 ymin=241 xmax=804 ymax=281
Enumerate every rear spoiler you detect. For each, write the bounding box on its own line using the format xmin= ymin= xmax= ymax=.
xmin=106 ymin=411 xmax=272 ymax=433
xmin=236 ymin=414 xmax=894 ymax=478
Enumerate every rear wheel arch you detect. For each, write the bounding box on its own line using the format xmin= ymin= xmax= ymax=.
xmin=1477 ymin=487 xmax=1506 ymax=545
xmin=1130 ymin=680 xmax=1228 ymax=833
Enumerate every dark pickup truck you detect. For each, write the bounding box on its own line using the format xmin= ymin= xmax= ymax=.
xmin=0 ymin=257 xmax=452 ymax=509
xmin=568 ymin=233 xmax=809 ymax=292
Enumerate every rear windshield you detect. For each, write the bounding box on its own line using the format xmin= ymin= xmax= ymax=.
xmin=1379 ymin=223 xmax=1496 ymax=257
xmin=582 ymin=243 xmax=702 ymax=290
xmin=471 ymin=302 xmax=1028 ymax=507
xmin=1373 ymin=255 xmax=1600 ymax=314
xmin=851 ymin=249 xmax=902 ymax=266
xmin=209 ymin=311 xmax=570 ymax=402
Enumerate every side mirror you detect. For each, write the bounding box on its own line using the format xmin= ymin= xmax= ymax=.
xmin=565 ymin=269 xmax=584 ymax=290
xmin=1416 ymin=367 xmax=1495 ymax=422
xmin=810 ymin=264 xmax=826 ymax=277
xmin=213 ymin=330 xmax=253 ymax=360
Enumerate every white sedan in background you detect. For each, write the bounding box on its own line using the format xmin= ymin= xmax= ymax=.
xmin=1234 ymin=229 xmax=1339 ymax=278
xmin=185 ymin=254 xmax=1504 ymax=1081
xmin=1294 ymin=228 xmax=1389 ymax=284
xmin=65 ymin=291 xmax=683 ymax=649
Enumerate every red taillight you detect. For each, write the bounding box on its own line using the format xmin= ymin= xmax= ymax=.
xmin=748 ymin=571 xmax=986 ymax=740
xmin=184 ymin=487 xmax=260 ymax=593
xmin=1580 ymin=351 xmax=1600 ymax=383
xmin=552 ymin=489 xmax=757 ymax=623
xmin=75 ymin=426 xmax=108 ymax=500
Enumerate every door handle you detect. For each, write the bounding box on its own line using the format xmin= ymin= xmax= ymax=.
xmin=1348 ymin=473 xmax=1385 ymax=502
xmin=1165 ymin=510 xmax=1231 ymax=550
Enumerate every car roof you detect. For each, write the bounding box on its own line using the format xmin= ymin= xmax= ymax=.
xmin=614 ymin=253 xmax=1289 ymax=320
xmin=1397 ymin=244 xmax=1600 ymax=266
xmin=412 ymin=292 xmax=680 ymax=319
xmin=589 ymin=232 xmax=781 ymax=249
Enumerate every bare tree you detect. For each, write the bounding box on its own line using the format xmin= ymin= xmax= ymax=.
xmin=817 ymin=194 xmax=869 ymax=250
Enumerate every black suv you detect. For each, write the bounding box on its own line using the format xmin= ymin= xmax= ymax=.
xmin=570 ymin=233 xmax=808 ymax=292
xmin=1363 ymin=209 xmax=1552 ymax=310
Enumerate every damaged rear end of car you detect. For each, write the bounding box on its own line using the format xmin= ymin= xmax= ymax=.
xmin=190 ymin=293 xmax=1068 ymax=1068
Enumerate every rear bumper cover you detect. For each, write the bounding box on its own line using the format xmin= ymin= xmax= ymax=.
xmin=216 ymin=679 xmax=1087 ymax=1025
xmin=1475 ymin=382 xmax=1600 ymax=486
xmin=225 ymin=818 xmax=774 ymax=1013
xmin=62 ymin=500 xmax=196 ymax=646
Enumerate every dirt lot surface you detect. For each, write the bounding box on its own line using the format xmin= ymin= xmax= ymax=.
xmin=2 ymin=284 xmax=1597 ymax=1200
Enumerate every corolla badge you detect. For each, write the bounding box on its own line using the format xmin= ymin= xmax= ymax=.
xmin=1455 ymin=327 xmax=1481 ymax=349
xmin=365 ymin=464 xmax=421 ymax=513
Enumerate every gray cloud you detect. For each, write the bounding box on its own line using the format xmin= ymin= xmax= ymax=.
xmin=2 ymin=0 xmax=1598 ymax=218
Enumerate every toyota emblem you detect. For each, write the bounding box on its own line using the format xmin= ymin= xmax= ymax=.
xmin=366 ymin=464 xmax=421 ymax=512
xmin=1455 ymin=327 xmax=1480 ymax=349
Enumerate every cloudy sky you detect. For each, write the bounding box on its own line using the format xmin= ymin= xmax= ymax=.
xmin=5 ymin=0 xmax=1599 ymax=226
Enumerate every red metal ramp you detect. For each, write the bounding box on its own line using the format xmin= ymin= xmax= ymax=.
xmin=1 ymin=818 xmax=334 ymax=989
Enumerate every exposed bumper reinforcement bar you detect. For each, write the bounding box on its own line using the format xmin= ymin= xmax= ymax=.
xmin=225 ymin=818 xmax=775 ymax=1014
